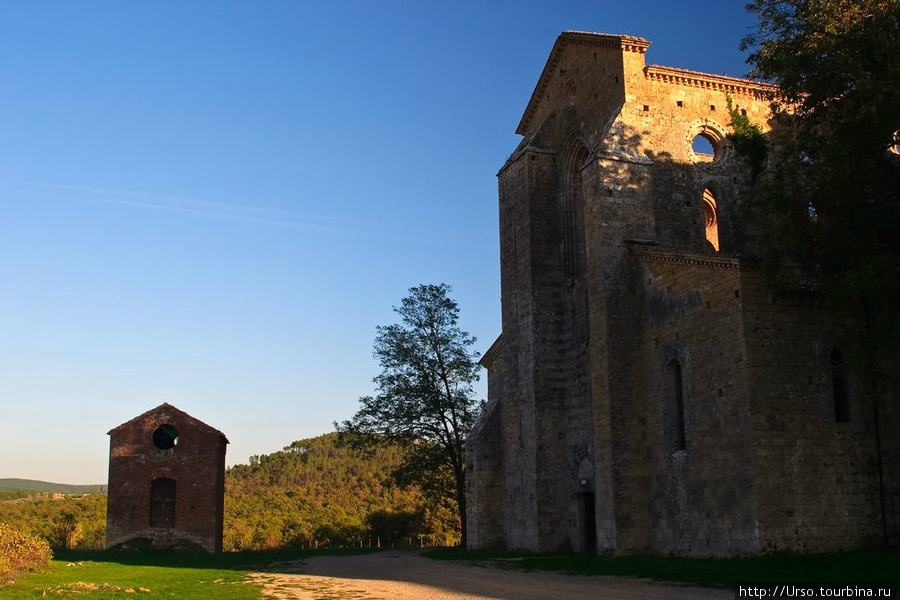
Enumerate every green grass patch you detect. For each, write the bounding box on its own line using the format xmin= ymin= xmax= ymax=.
xmin=1 ymin=548 xmax=373 ymax=599
xmin=423 ymin=547 xmax=900 ymax=588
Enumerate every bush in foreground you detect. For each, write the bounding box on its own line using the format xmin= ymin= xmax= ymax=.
xmin=0 ymin=521 xmax=52 ymax=585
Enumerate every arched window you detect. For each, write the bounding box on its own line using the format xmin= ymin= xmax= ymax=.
xmin=561 ymin=141 xmax=589 ymax=278
xmin=831 ymin=349 xmax=850 ymax=423
xmin=149 ymin=478 xmax=176 ymax=529
xmin=565 ymin=79 xmax=577 ymax=106
xmin=562 ymin=141 xmax=591 ymax=345
xmin=702 ymin=187 xmax=719 ymax=252
xmin=668 ymin=359 xmax=687 ymax=451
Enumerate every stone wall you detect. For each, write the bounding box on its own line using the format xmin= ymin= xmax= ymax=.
xmin=632 ymin=250 xmax=759 ymax=555
xmin=740 ymin=272 xmax=885 ymax=552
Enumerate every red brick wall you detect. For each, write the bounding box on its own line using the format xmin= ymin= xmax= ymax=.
xmin=106 ymin=404 xmax=227 ymax=552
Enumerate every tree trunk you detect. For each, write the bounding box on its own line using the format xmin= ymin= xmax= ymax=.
xmin=456 ymin=469 xmax=467 ymax=548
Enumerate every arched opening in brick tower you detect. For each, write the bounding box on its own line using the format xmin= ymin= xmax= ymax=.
xmin=149 ymin=478 xmax=176 ymax=529
xmin=702 ymin=188 xmax=720 ymax=252
xmin=152 ymin=424 xmax=179 ymax=450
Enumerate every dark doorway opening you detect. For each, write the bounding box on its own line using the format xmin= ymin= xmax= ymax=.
xmin=150 ymin=478 xmax=176 ymax=529
xmin=578 ymin=492 xmax=597 ymax=554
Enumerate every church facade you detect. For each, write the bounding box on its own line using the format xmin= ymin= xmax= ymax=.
xmin=465 ymin=31 xmax=899 ymax=556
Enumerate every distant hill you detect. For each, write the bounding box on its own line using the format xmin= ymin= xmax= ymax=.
xmin=0 ymin=479 xmax=106 ymax=495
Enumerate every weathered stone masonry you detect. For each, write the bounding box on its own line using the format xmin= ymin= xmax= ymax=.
xmin=106 ymin=403 xmax=228 ymax=552
xmin=466 ymin=31 xmax=899 ymax=556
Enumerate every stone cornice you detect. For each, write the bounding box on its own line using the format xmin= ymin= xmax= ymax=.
xmin=479 ymin=335 xmax=503 ymax=368
xmin=644 ymin=65 xmax=775 ymax=98
xmin=517 ymin=32 xmax=650 ymax=135
xmin=629 ymin=245 xmax=763 ymax=271
xmin=561 ymin=31 xmax=651 ymax=54
xmin=632 ymin=247 xmax=828 ymax=306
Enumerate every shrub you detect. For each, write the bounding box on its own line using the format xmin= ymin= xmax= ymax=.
xmin=0 ymin=521 xmax=52 ymax=585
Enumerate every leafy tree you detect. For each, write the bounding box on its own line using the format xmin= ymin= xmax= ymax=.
xmin=741 ymin=0 xmax=899 ymax=546
xmin=337 ymin=283 xmax=483 ymax=547
xmin=741 ymin=0 xmax=900 ymax=369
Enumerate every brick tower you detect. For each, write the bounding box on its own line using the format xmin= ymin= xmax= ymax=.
xmin=106 ymin=403 xmax=228 ymax=552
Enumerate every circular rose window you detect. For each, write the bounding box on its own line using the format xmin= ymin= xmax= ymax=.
xmin=687 ymin=121 xmax=730 ymax=166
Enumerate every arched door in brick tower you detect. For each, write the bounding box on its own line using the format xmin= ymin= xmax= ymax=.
xmin=149 ymin=478 xmax=176 ymax=528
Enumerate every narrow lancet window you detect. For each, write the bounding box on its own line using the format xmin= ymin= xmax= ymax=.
xmin=703 ymin=188 xmax=720 ymax=252
xmin=831 ymin=349 xmax=850 ymax=423
xmin=669 ymin=359 xmax=687 ymax=451
xmin=561 ymin=142 xmax=589 ymax=278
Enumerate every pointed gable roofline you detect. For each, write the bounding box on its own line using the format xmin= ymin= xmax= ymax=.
xmin=516 ymin=31 xmax=650 ymax=135
xmin=108 ymin=402 xmax=229 ymax=443
xmin=516 ymin=32 xmax=777 ymax=136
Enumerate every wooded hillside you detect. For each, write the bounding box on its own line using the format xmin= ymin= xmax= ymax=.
xmin=224 ymin=433 xmax=459 ymax=550
xmin=0 ymin=493 xmax=106 ymax=550
xmin=0 ymin=433 xmax=459 ymax=551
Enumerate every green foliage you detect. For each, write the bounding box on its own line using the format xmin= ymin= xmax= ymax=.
xmin=726 ymin=94 xmax=768 ymax=177
xmin=336 ymin=284 xmax=482 ymax=547
xmin=225 ymin=433 xmax=457 ymax=551
xmin=742 ymin=0 xmax=900 ymax=127
xmin=0 ymin=494 xmax=107 ymax=551
xmin=741 ymin=0 xmax=900 ymax=388
xmin=0 ymin=521 xmax=52 ymax=585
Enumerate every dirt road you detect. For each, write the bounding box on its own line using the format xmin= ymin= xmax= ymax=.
xmin=248 ymin=550 xmax=732 ymax=600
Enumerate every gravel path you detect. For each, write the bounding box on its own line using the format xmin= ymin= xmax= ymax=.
xmin=248 ymin=550 xmax=732 ymax=600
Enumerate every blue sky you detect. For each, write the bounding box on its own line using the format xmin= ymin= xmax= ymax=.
xmin=1 ymin=1 xmax=759 ymax=484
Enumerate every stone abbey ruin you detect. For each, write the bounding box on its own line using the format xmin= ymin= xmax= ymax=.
xmin=106 ymin=403 xmax=228 ymax=552
xmin=465 ymin=31 xmax=899 ymax=556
